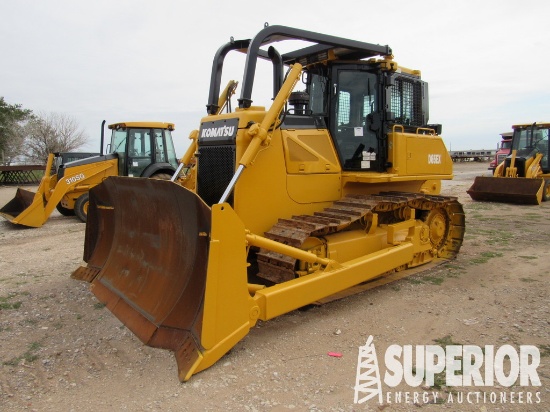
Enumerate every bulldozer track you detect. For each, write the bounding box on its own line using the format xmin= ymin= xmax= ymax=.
xmin=256 ymin=192 xmax=465 ymax=283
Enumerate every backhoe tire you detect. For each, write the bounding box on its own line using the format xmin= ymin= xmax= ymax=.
xmin=56 ymin=203 xmax=75 ymax=216
xmin=75 ymin=193 xmax=89 ymax=223
xmin=151 ymin=173 xmax=172 ymax=180
xmin=543 ymin=180 xmax=550 ymax=202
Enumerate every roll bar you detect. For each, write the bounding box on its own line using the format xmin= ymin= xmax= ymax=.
xmin=206 ymin=24 xmax=392 ymax=113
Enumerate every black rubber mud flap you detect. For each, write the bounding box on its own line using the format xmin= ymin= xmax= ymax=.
xmin=467 ymin=176 xmax=544 ymax=205
xmin=72 ymin=176 xmax=211 ymax=377
xmin=0 ymin=188 xmax=36 ymax=220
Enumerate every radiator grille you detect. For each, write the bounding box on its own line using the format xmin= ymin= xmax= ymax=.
xmin=197 ymin=145 xmax=235 ymax=206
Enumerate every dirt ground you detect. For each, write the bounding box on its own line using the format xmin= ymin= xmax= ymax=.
xmin=0 ymin=161 xmax=548 ymax=412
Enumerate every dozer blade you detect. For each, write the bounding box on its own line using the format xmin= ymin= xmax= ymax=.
xmin=72 ymin=177 xmax=253 ymax=381
xmin=467 ymin=176 xmax=544 ymax=205
xmin=0 ymin=188 xmax=46 ymax=227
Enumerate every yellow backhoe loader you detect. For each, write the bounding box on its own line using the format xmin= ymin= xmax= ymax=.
xmin=467 ymin=122 xmax=550 ymax=205
xmin=72 ymin=25 xmax=465 ymax=381
xmin=0 ymin=121 xmax=179 ymax=227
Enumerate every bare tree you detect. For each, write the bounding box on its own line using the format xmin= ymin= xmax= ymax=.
xmin=25 ymin=112 xmax=88 ymax=163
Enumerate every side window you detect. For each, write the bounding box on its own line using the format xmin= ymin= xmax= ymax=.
xmin=145 ymin=132 xmax=151 ymax=155
xmin=164 ymin=130 xmax=179 ymax=168
xmin=336 ymin=72 xmax=377 ymax=128
xmin=154 ymin=130 xmax=166 ymax=162
xmin=130 ymin=129 xmax=151 ymax=156
xmin=536 ymin=128 xmax=549 ymax=170
xmin=309 ymin=73 xmax=328 ymax=115
xmin=130 ymin=130 xmax=140 ymax=155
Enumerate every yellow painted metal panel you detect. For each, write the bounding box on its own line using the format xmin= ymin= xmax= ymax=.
xmin=286 ymin=173 xmax=341 ymax=204
xmin=405 ymin=135 xmax=452 ymax=175
xmin=255 ymin=243 xmax=414 ymax=320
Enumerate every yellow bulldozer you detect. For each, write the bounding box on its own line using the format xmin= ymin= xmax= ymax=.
xmin=72 ymin=25 xmax=465 ymax=381
xmin=467 ymin=122 xmax=550 ymax=205
xmin=0 ymin=121 xmax=179 ymax=227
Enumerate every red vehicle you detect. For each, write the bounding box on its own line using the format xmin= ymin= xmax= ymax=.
xmin=488 ymin=131 xmax=512 ymax=172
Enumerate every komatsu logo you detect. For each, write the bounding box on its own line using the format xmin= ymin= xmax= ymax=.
xmin=201 ymin=125 xmax=235 ymax=138
xmin=428 ymin=154 xmax=442 ymax=164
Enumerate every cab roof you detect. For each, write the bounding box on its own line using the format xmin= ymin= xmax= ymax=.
xmin=512 ymin=122 xmax=550 ymax=130
xmin=108 ymin=122 xmax=175 ymax=130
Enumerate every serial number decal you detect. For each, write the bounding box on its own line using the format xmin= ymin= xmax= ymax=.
xmin=65 ymin=173 xmax=85 ymax=185
xmin=428 ymin=154 xmax=442 ymax=164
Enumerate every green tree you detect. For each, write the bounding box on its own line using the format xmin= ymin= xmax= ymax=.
xmin=0 ymin=97 xmax=33 ymax=165
xmin=24 ymin=112 xmax=88 ymax=163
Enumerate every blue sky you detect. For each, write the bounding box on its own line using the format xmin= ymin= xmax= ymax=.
xmin=1 ymin=0 xmax=549 ymax=155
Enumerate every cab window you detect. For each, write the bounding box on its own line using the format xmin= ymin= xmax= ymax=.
xmin=332 ymin=70 xmax=378 ymax=169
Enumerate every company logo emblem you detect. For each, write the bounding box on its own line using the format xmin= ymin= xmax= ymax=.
xmin=354 ymin=336 xmax=383 ymax=404
xmin=200 ymin=125 xmax=235 ymax=138
xmin=353 ymin=336 xmax=542 ymax=406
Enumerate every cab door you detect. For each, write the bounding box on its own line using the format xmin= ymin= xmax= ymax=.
xmin=127 ymin=128 xmax=153 ymax=177
xmin=153 ymin=128 xmax=179 ymax=169
xmin=330 ymin=66 xmax=382 ymax=171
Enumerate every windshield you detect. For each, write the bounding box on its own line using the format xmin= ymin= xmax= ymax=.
xmin=512 ymin=127 xmax=549 ymax=155
xmin=110 ymin=129 xmax=127 ymax=154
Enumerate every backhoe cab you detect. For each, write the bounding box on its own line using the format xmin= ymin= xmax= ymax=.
xmin=73 ymin=25 xmax=464 ymax=381
xmin=467 ymin=122 xmax=550 ymax=204
xmin=0 ymin=121 xmax=179 ymax=227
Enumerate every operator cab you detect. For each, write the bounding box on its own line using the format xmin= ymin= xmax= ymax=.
xmin=290 ymin=63 xmax=428 ymax=172
xmin=206 ymin=25 xmax=435 ymax=174
xmin=108 ymin=122 xmax=179 ymax=177
xmin=506 ymin=123 xmax=550 ymax=175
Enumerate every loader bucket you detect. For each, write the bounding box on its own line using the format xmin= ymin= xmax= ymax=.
xmin=72 ymin=177 xmax=254 ymax=381
xmin=0 ymin=188 xmax=35 ymax=218
xmin=0 ymin=188 xmax=47 ymax=227
xmin=467 ymin=176 xmax=544 ymax=205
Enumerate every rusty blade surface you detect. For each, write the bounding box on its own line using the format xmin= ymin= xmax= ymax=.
xmin=81 ymin=177 xmax=211 ymax=359
xmin=467 ymin=176 xmax=544 ymax=205
xmin=0 ymin=188 xmax=36 ymax=219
